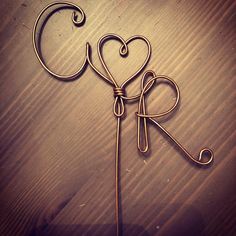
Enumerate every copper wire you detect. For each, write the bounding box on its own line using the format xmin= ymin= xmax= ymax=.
xmin=136 ymin=75 xmax=214 ymax=165
xmin=32 ymin=2 xmax=214 ymax=235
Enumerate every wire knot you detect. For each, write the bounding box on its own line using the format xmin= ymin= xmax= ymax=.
xmin=113 ymin=87 xmax=125 ymax=117
xmin=113 ymin=87 xmax=126 ymax=97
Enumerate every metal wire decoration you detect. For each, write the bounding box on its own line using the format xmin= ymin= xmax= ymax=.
xmin=33 ymin=2 xmax=214 ymax=236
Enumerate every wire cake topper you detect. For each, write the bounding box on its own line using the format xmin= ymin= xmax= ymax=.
xmin=33 ymin=2 xmax=214 ymax=236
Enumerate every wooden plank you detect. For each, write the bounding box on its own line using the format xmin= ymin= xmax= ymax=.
xmin=0 ymin=0 xmax=235 ymax=235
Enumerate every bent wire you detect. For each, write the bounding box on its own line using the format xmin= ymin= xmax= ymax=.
xmin=136 ymin=74 xmax=214 ymax=165
xmin=33 ymin=2 xmax=214 ymax=236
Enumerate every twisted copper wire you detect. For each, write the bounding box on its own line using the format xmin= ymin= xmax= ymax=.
xmin=33 ymin=2 xmax=214 ymax=236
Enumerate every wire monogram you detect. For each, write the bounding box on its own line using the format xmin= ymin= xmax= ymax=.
xmin=33 ymin=2 xmax=214 ymax=236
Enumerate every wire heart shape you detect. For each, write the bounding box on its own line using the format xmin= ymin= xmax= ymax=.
xmin=97 ymin=34 xmax=151 ymax=99
xmin=91 ymin=34 xmax=151 ymax=117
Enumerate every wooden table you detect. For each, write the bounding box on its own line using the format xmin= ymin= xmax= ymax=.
xmin=0 ymin=0 xmax=235 ymax=235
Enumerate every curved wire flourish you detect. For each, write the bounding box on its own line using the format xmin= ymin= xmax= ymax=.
xmin=32 ymin=2 xmax=214 ymax=236
xmin=32 ymin=2 xmax=89 ymax=81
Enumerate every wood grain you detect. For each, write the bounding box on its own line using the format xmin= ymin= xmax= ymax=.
xmin=0 ymin=0 xmax=235 ymax=235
